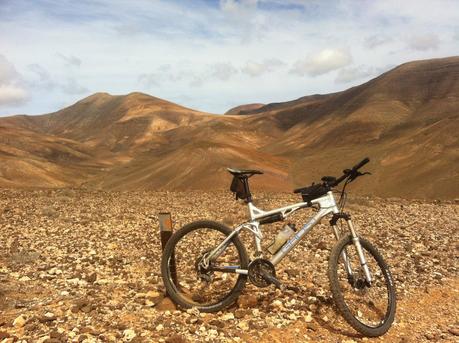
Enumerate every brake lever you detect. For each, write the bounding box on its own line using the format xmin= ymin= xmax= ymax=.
xmin=348 ymin=171 xmax=371 ymax=182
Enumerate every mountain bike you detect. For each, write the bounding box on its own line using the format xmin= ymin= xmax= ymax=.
xmin=161 ymin=158 xmax=396 ymax=337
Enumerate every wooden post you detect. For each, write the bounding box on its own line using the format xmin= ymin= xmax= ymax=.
xmin=158 ymin=212 xmax=177 ymax=286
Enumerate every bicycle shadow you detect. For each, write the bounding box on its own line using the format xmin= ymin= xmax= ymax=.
xmin=237 ymin=284 xmax=365 ymax=339
xmin=319 ymin=295 xmax=388 ymax=338
xmin=314 ymin=314 xmax=364 ymax=339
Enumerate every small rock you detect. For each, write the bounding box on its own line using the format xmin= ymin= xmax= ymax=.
xmin=85 ymin=272 xmax=97 ymax=283
xmin=123 ymin=329 xmax=136 ymax=341
xmin=220 ymin=313 xmax=234 ymax=321
xmin=306 ymin=322 xmax=317 ymax=331
xmin=43 ymin=338 xmax=61 ymax=343
xmin=272 ymin=299 xmax=283 ymax=308
xmin=285 ymin=269 xmax=299 ymax=277
xmin=304 ymin=311 xmax=313 ymax=323
xmin=13 ymin=314 xmax=27 ymax=328
xmin=0 ymin=331 xmax=10 ymax=339
xmin=165 ymin=334 xmax=188 ymax=343
xmin=237 ymin=321 xmax=249 ymax=331
xmin=288 ymin=313 xmax=297 ymax=320
xmin=209 ymin=319 xmax=225 ymax=329
xmin=145 ymin=290 xmax=161 ymax=299
xmin=49 ymin=330 xmax=65 ymax=340
xmin=237 ymin=295 xmax=258 ymax=308
xmin=234 ymin=309 xmax=247 ymax=319
xmin=38 ymin=312 xmax=57 ymax=323
xmin=317 ymin=241 xmax=328 ymax=250
xmin=156 ymin=297 xmax=177 ymax=311
xmin=48 ymin=267 xmax=62 ymax=275
xmin=81 ymin=304 xmax=92 ymax=313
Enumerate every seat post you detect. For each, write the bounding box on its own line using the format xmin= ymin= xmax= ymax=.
xmin=242 ymin=176 xmax=253 ymax=203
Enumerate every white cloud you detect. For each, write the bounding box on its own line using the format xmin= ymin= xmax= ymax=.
xmin=0 ymin=85 xmax=27 ymax=106
xmin=210 ymin=63 xmax=238 ymax=81
xmin=57 ymin=53 xmax=82 ymax=67
xmin=241 ymin=58 xmax=285 ymax=77
xmin=61 ymin=78 xmax=88 ymax=95
xmin=407 ymin=33 xmax=440 ymax=51
xmin=28 ymin=64 xmax=57 ymax=89
xmin=0 ymin=55 xmax=28 ymax=106
xmin=364 ymin=35 xmax=392 ymax=49
xmin=0 ymin=55 xmax=20 ymax=82
xmin=27 ymin=63 xmax=87 ymax=95
xmin=0 ymin=0 xmax=458 ymax=115
xmin=291 ymin=49 xmax=352 ymax=77
xmin=138 ymin=62 xmax=231 ymax=89
xmin=220 ymin=0 xmax=257 ymax=15
xmin=366 ymin=0 xmax=459 ymax=25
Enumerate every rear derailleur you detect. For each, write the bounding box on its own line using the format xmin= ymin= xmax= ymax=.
xmin=195 ymin=250 xmax=214 ymax=283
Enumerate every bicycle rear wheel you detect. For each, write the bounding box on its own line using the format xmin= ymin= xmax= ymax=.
xmin=161 ymin=220 xmax=249 ymax=312
xmin=328 ymin=235 xmax=396 ymax=337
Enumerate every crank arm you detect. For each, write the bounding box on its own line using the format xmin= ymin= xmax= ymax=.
xmin=261 ymin=270 xmax=282 ymax=289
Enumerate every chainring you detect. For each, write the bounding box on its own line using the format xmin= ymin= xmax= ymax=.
xmin=248 ymin=258 xmax=276 ymax=288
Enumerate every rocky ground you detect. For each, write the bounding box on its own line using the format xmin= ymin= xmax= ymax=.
xmin=0 ymin=189 xmax=458 ymax=343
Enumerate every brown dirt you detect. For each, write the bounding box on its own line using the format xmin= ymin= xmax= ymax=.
xmin=249 ymin=279 xmax=459 ymax=343
xmin=0 ymin=189 xmax=458 ymax=342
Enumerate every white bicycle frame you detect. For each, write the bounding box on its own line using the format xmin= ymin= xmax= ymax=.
xmin=204 ymin=191 xmax=372 ymax=283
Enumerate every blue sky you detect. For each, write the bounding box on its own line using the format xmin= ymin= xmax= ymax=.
xmin=0 ymin=0 xmax=458 ymax=115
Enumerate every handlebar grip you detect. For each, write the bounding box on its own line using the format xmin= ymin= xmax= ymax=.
xmin=352 ymin=157 xmax=369 ymax=171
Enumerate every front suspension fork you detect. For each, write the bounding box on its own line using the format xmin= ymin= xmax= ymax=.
xmin=331 ymin=214 xmax=372 ymax=285
xmin=348 ymin=219 xmax=372 ymax=284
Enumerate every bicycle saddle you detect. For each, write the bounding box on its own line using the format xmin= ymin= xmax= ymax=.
xmin=227 ymin=168 xmax=263 ymax=176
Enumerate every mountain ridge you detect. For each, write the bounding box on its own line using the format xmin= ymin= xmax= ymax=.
xmin=1 ymin=56 xmax=458 ymax=198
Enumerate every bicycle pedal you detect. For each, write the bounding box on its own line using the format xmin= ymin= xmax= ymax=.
xmin=261 ymin=271 xmax=282 ymax=289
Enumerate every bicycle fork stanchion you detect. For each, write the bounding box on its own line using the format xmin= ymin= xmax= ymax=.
xmin=347 ymin=219 xmax=372 ymax=284
xmin=159 ymin=212 xmax=177 ymax=287
xmin=332 ymin=224 xmax=354 ymax=277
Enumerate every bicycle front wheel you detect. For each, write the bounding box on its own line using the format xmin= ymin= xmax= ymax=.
xmin=328 ymin=235 xmax=396 ymax=337
xmin=161 ymin=220 xmax=249 ymax=312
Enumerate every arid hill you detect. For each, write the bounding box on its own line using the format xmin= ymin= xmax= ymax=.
xmin=225 ymin=103 xmax=265 ymax=115
xmin=1 ymin=57 xmax=458 ymax=198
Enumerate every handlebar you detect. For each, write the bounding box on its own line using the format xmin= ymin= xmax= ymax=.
xmin=294 ymin=157 xmax=370 ymax=195
xmin=330 ymin=157 xmax=370 ymax=187
xmin=352 ymin=157 xmax=370 ymax=171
